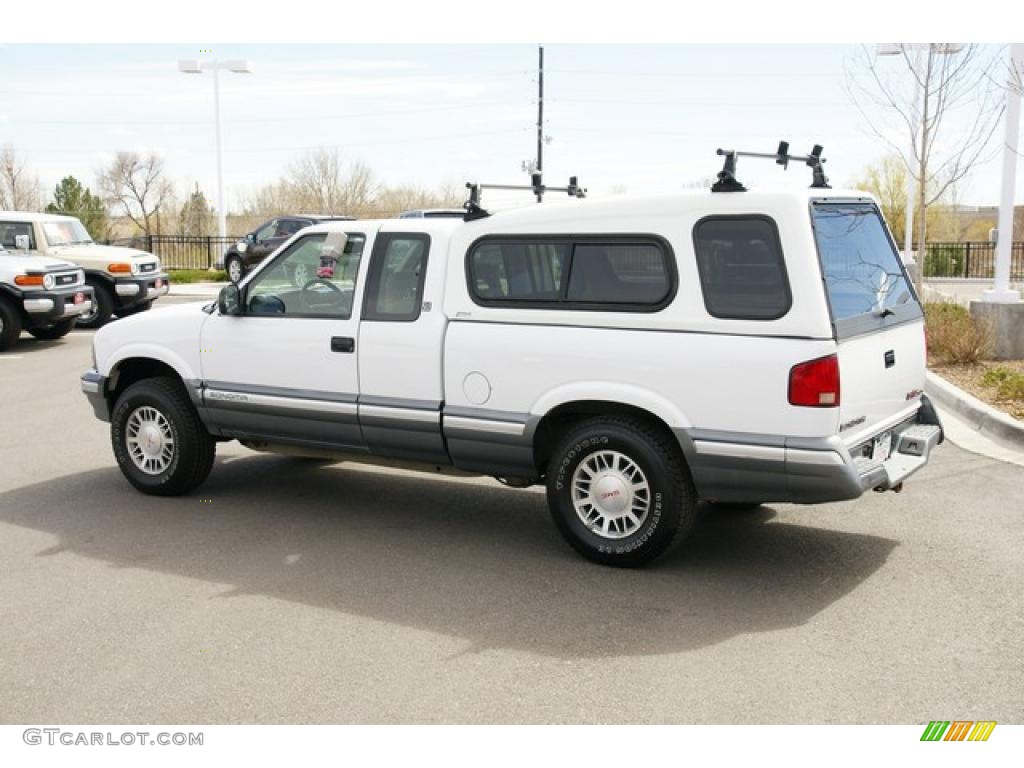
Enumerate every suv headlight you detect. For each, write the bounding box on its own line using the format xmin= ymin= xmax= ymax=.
xmin=43 ymin=273 xmax=55 ymax=290
xmin=131 ymin=261 xmax=142 ymax=275
xmin=237 ymin=241 xmax=248 ymax=253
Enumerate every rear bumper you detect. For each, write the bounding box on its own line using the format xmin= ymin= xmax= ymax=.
xmin=680 ymin=396 xmax=944 ymax=504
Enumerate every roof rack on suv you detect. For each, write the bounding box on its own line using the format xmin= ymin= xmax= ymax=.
xmin=711 ymin=141 xmax=830 ymax=193
xmin=463 ymin=173 xmax=587 ymax=221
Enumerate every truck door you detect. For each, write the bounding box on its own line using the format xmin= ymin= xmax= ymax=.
xmin=199 ymin=229 xmax=370 ymax=449
xmin=357 ymin=231 xmax=449 ymax=463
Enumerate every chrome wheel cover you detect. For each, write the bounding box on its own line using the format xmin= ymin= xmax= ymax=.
xmin=571 ymin=449 xmax=651 ymax=539
xmin=228 ymin=258 xmax=243 ymax=282
xmin=125 ymin=405 xmax=175 ymax=475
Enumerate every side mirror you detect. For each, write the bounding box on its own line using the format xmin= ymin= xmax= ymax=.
xmin=246 ymin=232 xmax=256 ymax=243
xmin=14 ymin=234 xmax=30 ymax=251
xmin=217 ymin=284 xmax=243 ymax=316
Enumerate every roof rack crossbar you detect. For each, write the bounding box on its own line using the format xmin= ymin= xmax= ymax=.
xmin=711 ymin=141 xmax=831 ymax=192
xmin=462 ymin=174 xmax=587 ymax=221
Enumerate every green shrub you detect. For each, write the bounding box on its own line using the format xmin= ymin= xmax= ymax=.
xmin=982 ymin=366 xmax=1014 ymax=386
xmin=168 ymin=269 xmax=228 ymax=283
xmin=993 ymin=371 xmax=1024 ymax=401
xmin=924 ymin=301 xmax=994 ymax=364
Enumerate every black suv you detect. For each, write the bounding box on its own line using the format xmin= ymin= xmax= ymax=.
xmin=221 ymin=215 xmax=355 ymax=282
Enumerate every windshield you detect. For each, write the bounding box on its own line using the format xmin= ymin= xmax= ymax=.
xmin=42 ymin=219 xmax=93 ymax=247
xmin=811 ymin=203 xmax=914 ymax=321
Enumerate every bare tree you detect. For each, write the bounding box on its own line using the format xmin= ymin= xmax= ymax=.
xmin=287 ymin=148 xmax=378 ymax=215
xmin=97 ymin=152 xmax=174 ymax=236
xmin=846 ymin=44 xmax=1004 ymax=286
xmin=0 ymin=145 xmax=43 ymax=211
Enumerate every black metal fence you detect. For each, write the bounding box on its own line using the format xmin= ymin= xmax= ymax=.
xmin=924 ymin=241 xmax=1024 ymax=280
xmin=105 ymin=235 xmax=238 ymax=270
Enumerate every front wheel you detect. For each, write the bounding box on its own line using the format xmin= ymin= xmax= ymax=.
xmin=76 ymin=280 xmax=113 ymax=329
xmin=110 ymin=377 xmax=216 ymax=496
xmin=0 ymin=298 xmax=23 ymax=351
xmin=27 ymin=318 xmax=75 ymax=340
xmin=545 ymin=416 xmax=697 ymax=567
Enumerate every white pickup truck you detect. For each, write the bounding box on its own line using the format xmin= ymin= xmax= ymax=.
xmin=81 ymin=184 xmax=943 ymax=566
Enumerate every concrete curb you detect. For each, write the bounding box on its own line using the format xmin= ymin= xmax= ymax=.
xmin=925 ymin=370 xmax=1024 ymax=452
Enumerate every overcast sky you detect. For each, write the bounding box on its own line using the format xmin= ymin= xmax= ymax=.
xmin=0 ymin=43 xmax=1015 ymax=212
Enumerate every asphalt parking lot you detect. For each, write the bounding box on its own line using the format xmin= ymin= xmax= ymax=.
xmin=1 ymin=300 xmax=1022 ymax=724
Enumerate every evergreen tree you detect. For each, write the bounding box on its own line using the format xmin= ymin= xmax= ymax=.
xmin=179 ymin=183 xmax=214 ymax=237
xmin=45 ymin=176 xmax=108 ymax=241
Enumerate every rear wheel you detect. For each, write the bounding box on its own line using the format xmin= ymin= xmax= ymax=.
xmin=27 ymin=318 xmax=75 ymax=340
xmin=0 ymin=298 xmax=22 ymax=351
xmin=77 ymin=280 xmax=113 ymax=328
xmin=111 ymin=377 xmax=216 ymax=496
xmin=225 ymin=255 xmax=246 ymax=283
xmin=545 ymin=416 xmax=697 ymax=567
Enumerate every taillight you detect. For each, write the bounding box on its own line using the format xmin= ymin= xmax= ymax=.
xmin=789 ymin=354 xmax=840 ymax=407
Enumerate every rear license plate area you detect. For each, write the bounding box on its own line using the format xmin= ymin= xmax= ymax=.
xmin=873 ymin=431 xmax=892 ymax=462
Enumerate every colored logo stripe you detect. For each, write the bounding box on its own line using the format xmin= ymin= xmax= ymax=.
xmin=968 ymin=722 xmax=997 ymax=741
xmin=944 ymin=721 xmax=973 ymax=741
xmin=920 ymin=721 xmax=996 ymax=742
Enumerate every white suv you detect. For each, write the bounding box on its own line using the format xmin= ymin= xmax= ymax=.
xmin=0 ymin=212 xmax=169 ymax=328
xmin=81 ymin=182 xmax=942 ymax=566
xmin=0 ymin=245 xmax=94 ymax=350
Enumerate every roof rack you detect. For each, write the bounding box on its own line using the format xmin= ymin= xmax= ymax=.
xmin=463 ymin=173 xmax=587 ymax=221
xmin=711 ymin=141 xmax=830 ymax=193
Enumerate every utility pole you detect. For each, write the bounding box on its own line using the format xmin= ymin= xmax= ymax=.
xmin=536 ymin=45 xmax=544 ymax=202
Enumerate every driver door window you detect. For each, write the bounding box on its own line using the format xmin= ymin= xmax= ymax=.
xmin=245 ymin=232 xmax=365 ymax=318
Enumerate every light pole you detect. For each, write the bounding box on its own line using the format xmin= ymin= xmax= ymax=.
xmin=875 ymin=43 xmax=963 ymax=264
xmin=983 ymin=43 xmax=1023 ymax=303
xmin=177 ymin=58 xmax=252 ymax=242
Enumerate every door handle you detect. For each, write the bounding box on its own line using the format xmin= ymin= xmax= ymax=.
xmin=331 ymin=336 xmax=355 ymax=353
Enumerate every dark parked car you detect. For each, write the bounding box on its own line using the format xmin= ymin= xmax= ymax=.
xmin=221 ymin=215 xmax=355 ymax=283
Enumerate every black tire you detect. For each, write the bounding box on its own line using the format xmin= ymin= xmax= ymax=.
xmin=118 ymin=301 xmax=152 ymax=317
xmin=545 ymin=415 xmax=697 ymax=567
xmin=225 ymin=255 xmax=246 ymax=284
xmin=27 ymin=318 xmax=75 ymax=340
xmin=76 ymin=280 xmax=114 ymax=329
xmin=110 ymin=376 xmax=216 ymax=496
xmin=0 ymin=298 xmax=22 ymax=352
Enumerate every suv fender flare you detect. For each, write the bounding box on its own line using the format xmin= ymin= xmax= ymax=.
xmin=104 ymin=345 xmax=199 ymax=398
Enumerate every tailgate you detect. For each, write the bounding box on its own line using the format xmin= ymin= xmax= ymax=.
xmin=836 ymin=319 xmax=926 ymax=433
xmin=811 ymin=200 xmax=926 ymax=436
